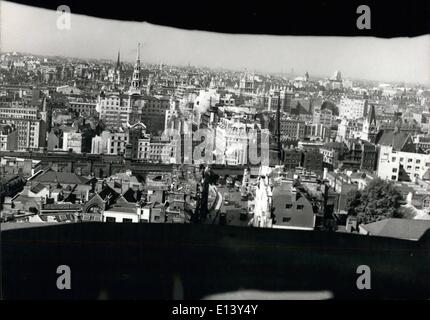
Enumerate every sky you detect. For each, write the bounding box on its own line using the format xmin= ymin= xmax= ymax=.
xmin=1 ymin=1 xmax=429 ymax=85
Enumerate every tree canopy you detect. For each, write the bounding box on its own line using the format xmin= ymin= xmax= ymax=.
xmin=346 ymin=178 xmax=405 ymax=224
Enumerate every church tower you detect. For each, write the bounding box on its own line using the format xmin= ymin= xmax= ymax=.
xmin=362 ymin=104 xmax=377 ymax=143
xmin=129 ymin=43 xmax=142 ymax=94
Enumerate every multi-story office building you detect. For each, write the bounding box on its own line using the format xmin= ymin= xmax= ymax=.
xmin=313 ymin=108 xmax=333 ymax=127
xmin=0 ymin=104 xmax=46 ymax=150
xmin=96 ymin=93 xmax=128 ymax=129
xmin=305 ymin=123 xmax=330 ymax=141
xmin=69 ymin=99 xmax=97 ymax=116
xmin=280 ymin=117 xmax=306 ymax=140
xmin=338 ymin=97 xmax=368 ymax=120
xmin=137 ymin=136 xmax=176 ymax=163
xmin=266 ymin=86 xmax=293 ymax=114
xmin=215 ymin=118 xmax=261 ymax=165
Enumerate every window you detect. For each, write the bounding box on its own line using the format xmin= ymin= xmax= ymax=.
xmin=400 ymin=158 xmax=404 ymax=162
xmin=297 ymin=205 xmax=304 ymax=210
xmin=106 ymin=217 xmax=116 ymax=222
xmin=392 ymin=168 xmax=398 ymax=173
xmin=282 ymin=217 xmax=291 ymax=223
xmin=424 ymin=197 xmax=430 ymax=208
xmin=391 ymin=175 xmax=397 ymax=180
xmin=407 ymin=166 xmax=412 ymax=170
xmin=408 ymin=158 xmax=413 ymax=163
xmin=391 ymin=157 xmax=396 ymax=162
xmin=122 ymin=218 xmax=133 ymax=223
xmin=416 ymin=159 xmax=421 ymax=164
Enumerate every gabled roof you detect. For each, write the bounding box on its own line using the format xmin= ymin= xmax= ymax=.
xmin=361 ymin=218 xmax=430 ymax=241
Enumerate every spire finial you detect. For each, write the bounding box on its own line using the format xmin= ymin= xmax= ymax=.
xmin=136 ymin=42 xmax=141 ymax=63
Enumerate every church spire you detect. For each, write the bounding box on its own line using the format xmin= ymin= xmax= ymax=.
xmin=130 ymin=43 xmax=142 ymax=94
xmin=115 ymin=49 xmax=121 ymax=72
xmin=136 ymin=42 xmax=141 ymax=64
xmin=367 ymin=104 xmax=376 ymax=126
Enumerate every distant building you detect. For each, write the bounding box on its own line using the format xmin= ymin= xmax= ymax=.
xmin=0 ymin=156 xmax=42 ymax=178
xmin=0 ymin=104 xmax=47 ymax=150
xmin=301 ymin=149 xmax=324 ymax=174
xmin=62 ymin=130 xmax=82 ymax=153
xmin=313 ymin=107 xmax=333 ymax=127
xmin=69 ymin=100 xmax=97 ymax=116
xmin=97 ymin=93 xmax=128 ymax=129
xmin=338 ymin=97 xmax=368 ymax=120
xmin=282 ymin=148 xmax=302 ymax=170
xmin=320 ymin=141 xmax=347 ymax=170
xmin=0 ymin=123 xmax=18 ymax=151
xmin=91 ymin=129 xmax=128 ymax=155
xmin=56 ymin=85 xmax=82 ymax=95
xmin=280 ymin=117 xmax=306 ymax=140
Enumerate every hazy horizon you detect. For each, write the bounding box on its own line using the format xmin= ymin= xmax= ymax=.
xmin=1 ymin=1 xmax=429 ymax=85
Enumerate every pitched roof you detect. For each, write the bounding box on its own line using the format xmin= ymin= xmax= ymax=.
xmin=323 ymin=141 xmax=347 ymax=150
xmin=30 ymin=183 xmax=47 ymax=194
xmin=422 ymin=169 xmax=430 ymax=181
xmin=32 ymin=169 xmax=90 ymax=185
xmin=375 ymin=130 xmax=411 ymax=151
xmin=361 ymin=218 xmax=430 ymax=241
xmin=401 ymin=142 xmax=425 ymax=154
xmin=42 ymin=203 xmax=82 ymax=211
xmin=98 ymin=185 xmax=120 ymax=203
xmin=122 ymin=188 xmax=137 ymax=202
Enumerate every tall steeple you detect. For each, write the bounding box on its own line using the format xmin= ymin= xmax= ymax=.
xmin=367 ymin=103 xmax=376 ymax=126
xmin=130 ymin=43 xmax=142 ymax=94
xmin=362 ymin=104 xmax=377 ymax=143
xmin=115 ymin=49 xmax=121 ymax=72
xmin=269 ymin=91 xmax=282 ymax=165
xmin=276 ymin=92 xmax=282 ymax=161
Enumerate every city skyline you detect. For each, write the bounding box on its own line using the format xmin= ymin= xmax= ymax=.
xmin=1 ymin=1 xmax=430 ymax=86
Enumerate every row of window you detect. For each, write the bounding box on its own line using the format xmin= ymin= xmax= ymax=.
xmin=285 ymin=204 xmax=304 ymax=210
xmin=392 ymin=157 xmax=421 ymax=164
xmin=392 ymin=166 xmax=421 ymax=173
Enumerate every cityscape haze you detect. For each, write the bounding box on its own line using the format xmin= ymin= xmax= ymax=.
xmin=1 ymin=1 xmax=429 ymax=85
